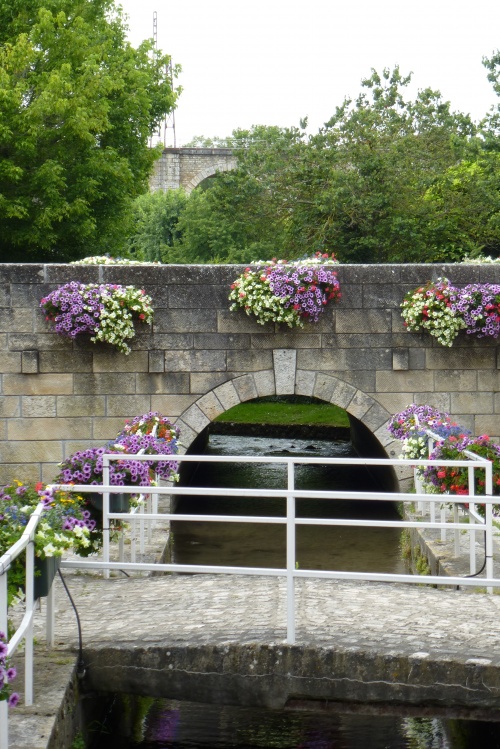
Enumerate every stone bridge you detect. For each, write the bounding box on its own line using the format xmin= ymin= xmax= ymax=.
xmin=1 ymin=262 xmax=499 ymax=487
xmin=150 ymin=147 xmax=237 ymax=193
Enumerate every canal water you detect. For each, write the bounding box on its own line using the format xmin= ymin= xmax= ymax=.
xmin=90 ymin=434 xmax=500 ymax=749
xmin=171 ymin=434 xmax=406 ymax=574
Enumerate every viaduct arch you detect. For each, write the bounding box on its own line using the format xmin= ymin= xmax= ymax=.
xmin=1 ymin=262 xmax=499 ymax=487
xmin=150 ymin=147 xmax=237 ymax=194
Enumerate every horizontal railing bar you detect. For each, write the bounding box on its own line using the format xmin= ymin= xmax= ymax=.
xmin=104 ymin=511 xmax=485 ymax=532
xmin=292 ymin=569 xmax=499 ymax=586
xmin=109 ymin=512 xmax=287 ymax=524
xmin=49 ymin=483 xmax=494 ymax=504
xmin=97 ymin=453 xmax=491 ymax=467
xmin=58 ymin=559 xmax=498 ymax=587
xmin=60 ymin=560 xmax=285 ymax=576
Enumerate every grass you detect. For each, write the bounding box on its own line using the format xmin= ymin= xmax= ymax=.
xmin=214 ymin=396 xmax=350 ymax=427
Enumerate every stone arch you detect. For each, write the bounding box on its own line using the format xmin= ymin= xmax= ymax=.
xmin=184 ymin=159 xmax=237 ymax=194
xmin=173 ymin=349 xmax=402 ymax=469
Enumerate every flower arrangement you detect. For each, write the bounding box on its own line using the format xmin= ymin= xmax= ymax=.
xmin=57 ymin=413 xmax=180 ymax=488
xmin=40 ymin=282 xmax=153 ymax=354
xmin=229 ymin=253 xmax=341 ymax=327
xmin=402 ymin=279 xmax=500 ymax=346
xmin=118 ymin=411 xmax=179 ymax=442
xmin=424 ymin=435 xmax=500 ymax=512
xmin=401 ymin=278 xmax=466 ymax=347
xmin=116 ymin=412 xmax=180 ymax=482
xmin=0 ymin=481 xmax=95 ymax=604
xmin=0 ymin=631 xmax=18 ymax=708
xmin=450 ymin=283 xmax=500 ymax=339
xmin=0 ymin=481 xmax=93 ymax=559
xmin=71 ymin=255 xmax=161 ymax=265
xmin=55 ymin=446 xmax=153 ymax=488
xmin=388 ymin=404 xmax=470 ymax=460
xmin=389 ymin=404 xmax=499 ymax=514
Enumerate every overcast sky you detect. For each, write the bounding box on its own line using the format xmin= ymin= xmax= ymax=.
xmin=118 ymin=0 xmax=500 ymax=147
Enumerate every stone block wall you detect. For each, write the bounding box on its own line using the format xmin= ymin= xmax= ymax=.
xmin=1 ymin=262 xmax=499 ymax=485
xmin=150 ymin=148 xmax=237 ymax=193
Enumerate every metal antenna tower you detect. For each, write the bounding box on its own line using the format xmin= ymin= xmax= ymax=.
xmin=152 ymin=10 xmax=176 ymax=148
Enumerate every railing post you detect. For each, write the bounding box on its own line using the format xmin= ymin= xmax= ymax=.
xmin=485 ymin=459 xmax=494 ymax=594
xmin=0 ymin=570 xmax=8 ymax=749
xmin=286 ymin=460 xmax=296 ymax=645
xmin=468 ymin=466 xmax=476 ymax=576
xmin=24 ymin=541 xmax=35 ymax=706
xmin=102 ymin=457 xmax=110 ymax=579
xmin=453 ymin=503 xmax=460 ymax=557
xmin=46 ymin=576 xmax=56 ymax=647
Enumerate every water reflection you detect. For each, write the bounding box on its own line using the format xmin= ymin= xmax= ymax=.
xmin=91 ymin=696 xmax=500 ymax=748
xmin=172 ymin=435 xmax=405 ymax=574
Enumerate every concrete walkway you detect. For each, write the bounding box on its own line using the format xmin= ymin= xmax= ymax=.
xmin=7 ymin=496 xmax=500 ymax=749
xmin=8 ymin=570 xmax=500 ymax=748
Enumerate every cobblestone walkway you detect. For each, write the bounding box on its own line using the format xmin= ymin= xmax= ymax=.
xmin=34 ymin=572 xmax=500 ymax=658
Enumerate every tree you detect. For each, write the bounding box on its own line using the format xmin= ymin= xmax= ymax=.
xmin=0 ymin=0 xmax=180 ymax=261
xmin=172 ymin=76 xmax=478 ymax=264
xmin=127 ymin=189 xmax=188 ymax=262
xmin=280 ymin=68 xmax=476 ymax=262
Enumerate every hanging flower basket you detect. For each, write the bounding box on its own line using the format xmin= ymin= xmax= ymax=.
xmin=40 ymin=282 xmax=153 ymax=354
xmin=34 ymin=555 xmax=61 ymax=599
xmin=229 ymin=253 xmax=341 ymax=328
xmin=87 ymin=492 xmax=130 ymax=514
xmin=401 ymin=278 xmax=500 ymax=347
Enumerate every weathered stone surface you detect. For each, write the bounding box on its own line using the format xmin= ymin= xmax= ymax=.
xmin=1 ymin=352 xmax=22 ymax=372
xmin=39 ymin=351 xmax=92 ymax=373
xmin=92 ymin=351 xmax=149 ymax=373
xmin=3 ymin=373 xmax=73 ymax=395
xmin=8 ymin=417 xmax=92 ymax=441
xmin=21 ymin=350 xmax=39 ymax=374
xmin=1 ymin=263 xmax=500 ymax=483
xmin=74 ymin=373 xmax=135 ymax=395
xmin=195 ymin=391 xmax=224 ymax=421
xmin=22 ymin=396 xmax=56 ymax=418
xmin=0 ymin=440 xmax=63 ymax=463
xmin=151 ymin=394 xmax=198 ymax=416
xmin=154 ymin=308 xmax=218 ymax=333
xmin=0 ymin=395 xmax=20 ymax=417
xmin=232 ymin=373 xmax=259 ymax=403
xmin=273 ymin=349 xmax=296 ymax=395
xmin=392 ymin=349 xmax=409 ymax=371
xmin=167 ymin=350 xmax=226 ymax=372
xmin=136 ymin=372 xmax=190 ymax=394
xmin=227 ymin=350 xmax=273 ymax=372
xmin=106 ymin=395 xmax=152 ymax=417
xmin=56 ymin=395 xmax=106 ymax=417
xmin=253 ymin=370 xmax=276 ymax=398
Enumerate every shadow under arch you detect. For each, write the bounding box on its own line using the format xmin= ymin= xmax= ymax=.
xmin=174 ymin=364 xmax=405 ymax=494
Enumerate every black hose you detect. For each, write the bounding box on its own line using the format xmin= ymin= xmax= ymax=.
xmin=57 ymin=569 xmax=86 ymax=678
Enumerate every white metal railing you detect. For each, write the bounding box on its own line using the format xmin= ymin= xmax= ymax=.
xmin=0 ymin=501 xmax=47 ymax=749
xmin=413 ymin=427 xmax=494 ymax=578
xmin=51 ymin=452 xmax=496 ymax=641
xmin=3 ymin=451 xmax=495 ymax=748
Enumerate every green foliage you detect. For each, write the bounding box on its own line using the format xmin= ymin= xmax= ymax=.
xmin=0 ymin=0 xmax=180 ymax=261
xmin=158 ymin=64 xmax=500 ymax=264
xmin=127 ymin=189 xmax=188 ymax=262
xmin=169 ymin=169 xmax=288 ymax=264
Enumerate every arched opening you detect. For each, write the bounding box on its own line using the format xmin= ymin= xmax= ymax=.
xmin=172 ymin=395 xmax=404 ymax=575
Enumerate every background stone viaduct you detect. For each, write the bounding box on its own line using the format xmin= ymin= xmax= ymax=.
xmin=1 ymin=262 xmax=499 ymax=486
xmin=149 ymin=147 xmax=237 ymax=194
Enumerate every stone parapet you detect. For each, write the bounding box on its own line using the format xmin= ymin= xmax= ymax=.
xmin=0 ymin=263 xmax=498 ymax=484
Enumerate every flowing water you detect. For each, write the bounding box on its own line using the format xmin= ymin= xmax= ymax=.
xmin=172 ymin=434 xmax=406 ymax=574
xmin=90 ymin=434 xmax=500 ymax=749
